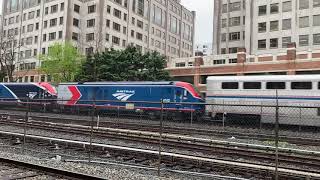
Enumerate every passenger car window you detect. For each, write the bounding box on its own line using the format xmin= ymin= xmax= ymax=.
xmin=291 ymin=82 xmax=312 ymax=90
xmin=222 ymin=82 xmax=238 ymax=89
xmin=266 ymin=82 xmax=286 ymax=89
xmin=243 ymin=82 xmax=261 ymax=89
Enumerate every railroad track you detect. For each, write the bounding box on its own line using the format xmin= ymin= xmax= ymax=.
xmin=0 ymin=156 xmax=104 ymax=179
xmin=0 ymin=130 xmax=319 ymax=180
xmin=0 ymin=117 xmax=320 ymax=172
xmin=2 ymin=112 xmax=320 ymax=147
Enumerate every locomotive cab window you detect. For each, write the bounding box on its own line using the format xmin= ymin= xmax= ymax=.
xmin=176 ymin=90 xmax=182 ymax=96
xmin=291 ymin=82 xmax=312 ymax=90
xmin=222 ymin=82 xmax=239 ymax=89
xmin=266 ymin=82 xmax=286 ymax=89
xmin=243 ymin=82 xmax=261 ymax=89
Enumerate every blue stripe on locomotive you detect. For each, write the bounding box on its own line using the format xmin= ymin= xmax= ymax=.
xmin=74 ymin=84 xmax=204 ymax=111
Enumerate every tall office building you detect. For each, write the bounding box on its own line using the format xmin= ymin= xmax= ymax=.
xmin=1 ymin=0 xmax=195 ymax=82
xmin=213 ymin=0 xmax=320 ymax=55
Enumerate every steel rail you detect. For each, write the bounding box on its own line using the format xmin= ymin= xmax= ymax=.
xmin=2 ymin=112 xmax=320 ymax=146
xmin=0 ymin=130 xmax=319 ymax=179
xmin=0 ymin=156 xmax=104 ymax=179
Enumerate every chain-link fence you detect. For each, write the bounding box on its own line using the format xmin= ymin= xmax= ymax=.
xmin=0 ymin=97 xmax=319 ymax=179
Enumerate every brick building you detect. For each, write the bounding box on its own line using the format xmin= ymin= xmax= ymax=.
xmin=167 ymin=43 xmax=320 ymax=95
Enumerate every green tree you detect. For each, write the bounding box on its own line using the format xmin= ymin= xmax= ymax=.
xmin=39 ymin=42 xmax=84 ymax=84
xmin=76 ymin=46 xmax=171 ymax=82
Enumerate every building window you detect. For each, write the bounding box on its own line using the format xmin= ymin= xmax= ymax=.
xmin=49 ymin=32 xmax=56 ymax=41
xmin=299 ymin=0 xmax=309 ymax=9
xmin=106 ymin=19 xmax=110 ymax=27
xmin=87 ymin=19 xmax=95 ymax=27
xmin=112 ymin=36 xmax=120 ymax=45
xmin=229 ymin=32 xmax=240 ymax=41
xmin=73 ymin=18 xmax=79 ymax=27
xmin=136 ymin=32 xmax=143 ymax=41
xmin=229 ymin=47 xmax=238 ymax=53
xmin=114 ymin=0 xmax=122 ymax=5
xmin=59 ymin=17 xmax=64 ymax=25
xmin=270 ymin=3 xmax=279 ymax=14
xmin=114 ymin=8 xmax=122 ymax=19
xmin=123 ymin=27 xmax=127 ymax=34
xmin=299 ymin=16 xmax=309 ymax=28
xmin=74 ymin=4 xmax=80 ymax=13
xmin=313 ymin=15 xmax=320 ymax=26
xmin=222 ymin=4 xmax=228 ymax=13
xmin=58 ymin=31 xmax=62 ymax=39
xmin=51 ymin=4 xmax=58 ymax=13
xmin=229 ymin=17 xmax=240 ymax=26
xmin=27 ymin=24 xmax=34 ymax=32
xmin=113 ymin=22 xmax=121 ymax=31
xmin=221 ymin=48 xmax=226 ymax=54
xmin=282 ymin=37 xmax=291 ymax=48
xmin=282 ymin=1 xmax=292 ymax=12
xmin=270 ymin=21 xmax=279 ymax=31
xmin=299 ymin=35 xmax=309 ymax=46
xmin=313 ymin=33 xmax=320 ymax=45
xmin=60 ymin=2 xmax=64 ymax=11
xmin=85 ymin=47 xmax=94 ymax=55
xmin=28 ymin=11 xmax=35 ymax=19
xmin=137 ymin=0 xmax=144 ymax=16
xmin=314 ymin=0 xmax=320 ymax=7
xmin=72 ymin=32 xmax=79 ymax=41
xmin=221 ymin=33 xmax=226 ymax=42
xmin=270 ymin=38 xmax=278 ymax=48
xmin=282 ymin=19 xmax=291 ymax=30
xmin=258 ymin=5 xmax=267 ymax=16
xmin=258 ymin=22 xmax=266 ymax=33
xmin=214 ymin=59 xmax=226 ymax=65
xmin=258 ymin=39 xmax=266 ymax=49
xmin=222 ymin=19 xmax=227 ymax=28
xmin=106 ymin=33 xmax=109 ymax=41
xmin=137 ymin=20 xmax=143 ymax=29
xmin=86 ymin=33 xmax=95 ymax=42
xmin=107 ymin=5 xmax=111 ymax=13
xmin=45 ymin=7 xmax=48 ymax=15
xmin=88 ymin=5 xmax=96 ymax=13
xmin=229 ymin=2 xmax=241 ymax=12
xmin=50 ymin=18 xmax=57 ymax=27
xmin=228 ymin=58 xmax=237 ymax=63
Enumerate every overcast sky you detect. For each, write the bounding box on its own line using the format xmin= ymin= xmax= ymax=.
xmin=0 ymin=0 xmax=213 ymax=44
xmin=181 ymin=0 xmax=213 ymax=45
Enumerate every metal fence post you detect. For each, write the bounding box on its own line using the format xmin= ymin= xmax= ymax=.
xmin=158 ymin=100 xmax=164 ymax=177
xmin=89 ymin=99 xmax=95 ymax=163
xmin=190 ymin=104 xmax=193 ymax=125
xmin=275 ymin=90 xmax=279 ymax=180
xmin=23 ymin=98 xmax=30 ymax=153
xmin=260 ymin=101 xmax=263 ymax=131
xmin=299 ymin=108 xmax=302 ymax=132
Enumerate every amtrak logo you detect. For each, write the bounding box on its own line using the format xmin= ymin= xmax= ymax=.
xmin=112 ymin=90 xmax=135 ymax=101
xmin=27 ymin=92 xmax=38 ymax=99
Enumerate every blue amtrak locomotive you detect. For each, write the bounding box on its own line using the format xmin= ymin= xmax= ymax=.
xmin=0 ymin=82 xmax=57 ymax=102
xmin=57 ymin=81 xmax=205 ymax=118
